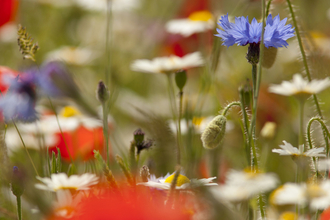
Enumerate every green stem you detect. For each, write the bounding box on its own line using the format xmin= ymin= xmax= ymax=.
xmin=178 ymin=91 xmax=183 ymax=165
xmin=248 ymin=64 xmax=259 ymax=171
xmin=298 ymin=99 xmax=305 ymax=147
xmin=286 ymin=0 xmax=324 ymax=119
xmin=306 ymin=117 xmax=330 ymax=178
xmin=221 ymin=101 xmax=241 ymax=116
xmin=102 ymin=103 xmax=110 ymax=166
xmin=16 ymin=196 xmax=21 ymax=220
xmin=12 ymin=120 xmax=39 ymax=176
xmin=166 ymin=74 xmax=181 ymax=165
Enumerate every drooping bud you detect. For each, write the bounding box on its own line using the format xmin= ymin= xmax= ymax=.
xmin=262 ymin=46 xmax=277 ymax=69
xmin=175 ymin=70 xmax=187 ymax=91
xmin=96 ymin=80 xmax=110 ymax=104
xmin=11 ymin=166 xmax=24 ymax=197
xmin=140 ymin=165 xmax=150 ymax=182
xmin=246 ymin=43 xmax=260 ymax=65
xmin=201 ymin=115 xmax=227 ymax=149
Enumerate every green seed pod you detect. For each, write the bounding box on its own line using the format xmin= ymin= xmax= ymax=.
xmin=262 ymin=46 xmax=277 ymax=69
xmin=201 ymin=115 xmax=227 ymax=149
xmin=175 ymin=69 xmax=187 ymax=91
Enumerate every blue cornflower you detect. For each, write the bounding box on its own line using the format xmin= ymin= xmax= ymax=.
xmin=216 ymin=13 xmax=295 ymax=48
xmin=0 ymin=74 xmax=38 ymax=122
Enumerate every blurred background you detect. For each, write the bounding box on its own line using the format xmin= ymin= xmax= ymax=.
xmin=1 ymin=0 xmax=330 ymax=217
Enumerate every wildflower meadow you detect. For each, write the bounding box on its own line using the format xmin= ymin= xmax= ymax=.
xmin=1 ymin=0 xmax=330 ymax=219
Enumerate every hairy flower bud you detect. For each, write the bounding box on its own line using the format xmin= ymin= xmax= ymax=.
xmin=201 ymin=115 xmax=227 ymax=149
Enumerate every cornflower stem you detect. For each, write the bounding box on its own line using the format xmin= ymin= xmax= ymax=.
xmin=253 ymin=0 xmax=266 ymax=219
xmin=306 ymin=117 xmax=330 ymax=178
xmin=102 ymin=102 xmax=110 ymax=166
xmin=248 ymin=63 xmax=259 ymax=171
xmin=166 ymin=74 xmax=181 ymax=165
xmin=16 ymin=196 xmax=22 ymax=220
xmin=12 ymin=120 xmax=39 ymax=176
xmin=48 ymin=98 xmax=76 ymax=169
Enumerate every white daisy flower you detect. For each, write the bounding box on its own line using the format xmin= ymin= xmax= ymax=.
xmin=138 ymin=173 xmax=217 ymax=190
xmin=45 ymin=46 xmax=99 ymax=66
xmin=130 ymin=52 xmax=204 ymax=74
xmin=35 ymin=173 xmax=99 ymax=192
xmin=268 ymin=74 xmax=330 ymax=98
xmin=209 ymin=169 xmax=279 ymax=202
xmin=272 ymin=141 xmax=326 ymax=157
xmin=166 ymin=10 xmax=215 ymax=37
xmin=75 ymin=0 xmax=140 ymax=12
xmin=271 ymin=181 xmax=330 ymax=210
xmin=53 ymin=190 xmax=83 ymax=218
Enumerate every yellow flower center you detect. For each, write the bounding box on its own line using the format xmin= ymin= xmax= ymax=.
xmin=188 ymin=10 xmax=213 ymax=22
xmin=243 ymin=167 xmax=261 ymax=178
xmin=165 ymin=174 xmax=191 ymax=186
xmin=279 ymin=212 xmax=297 ymax=220
xmin=192 ymin=117 xmax=205 ymax=127
xmin=307 ymin=184 xmax=325 ymax=198
xmin=60 ymin=106 xmax=81 ymax=118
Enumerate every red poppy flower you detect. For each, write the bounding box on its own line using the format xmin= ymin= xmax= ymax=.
xmin=0 ymin=0 xmax=18 ymax=28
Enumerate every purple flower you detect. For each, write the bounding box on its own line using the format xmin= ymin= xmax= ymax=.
xmin=215 ymin=13 xmax=295 ymax=48
xmin=0 ymin=74 xmax=38 ymax=122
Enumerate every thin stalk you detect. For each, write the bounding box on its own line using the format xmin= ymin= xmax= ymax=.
xmin=298 ymin=99 xmax=305 ymax=147
xmin=16 ymin=196 xmax=21 ymax=220
xmin=306 ymin=117 xmax=330 ymax=178
xmin=221 ymin=101 xmax=241 ymax=116
xmin=102 ymin=103 xmax=110 ymax=166
xmin=255 ymin=1 xmax=266 ymax=219
xmin=178 ymin=91 xmax=184 ymax=164
xmin=12 ymin=120 xmax=39 ymax=176
xmin=248 ymin=64 xmax=259 ymax=171
xmin=166 ymin=74 xmax=181 ymax=165
xmin=286 ymin=0 xmax=325 ymax=121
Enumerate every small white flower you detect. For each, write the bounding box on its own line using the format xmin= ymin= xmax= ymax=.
xmin=166 ymin=10 xmax=215 ymax=37
xmin=271 ymin=181 xmax=330 ymax=210
xmin=35 ymin=173 xmax=99 ymax=192
xmin=268 ymin=74 xmax=330 ymax=97
xmin=138 ymin=173 xmax=217 ymax=190
xmin=272 ymin=141 xmax=326 ymax=157
xmin=209 ymin=170 xmax=279 ymax=202
xmin=130 ymin=52 xmax=204 ymax=74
